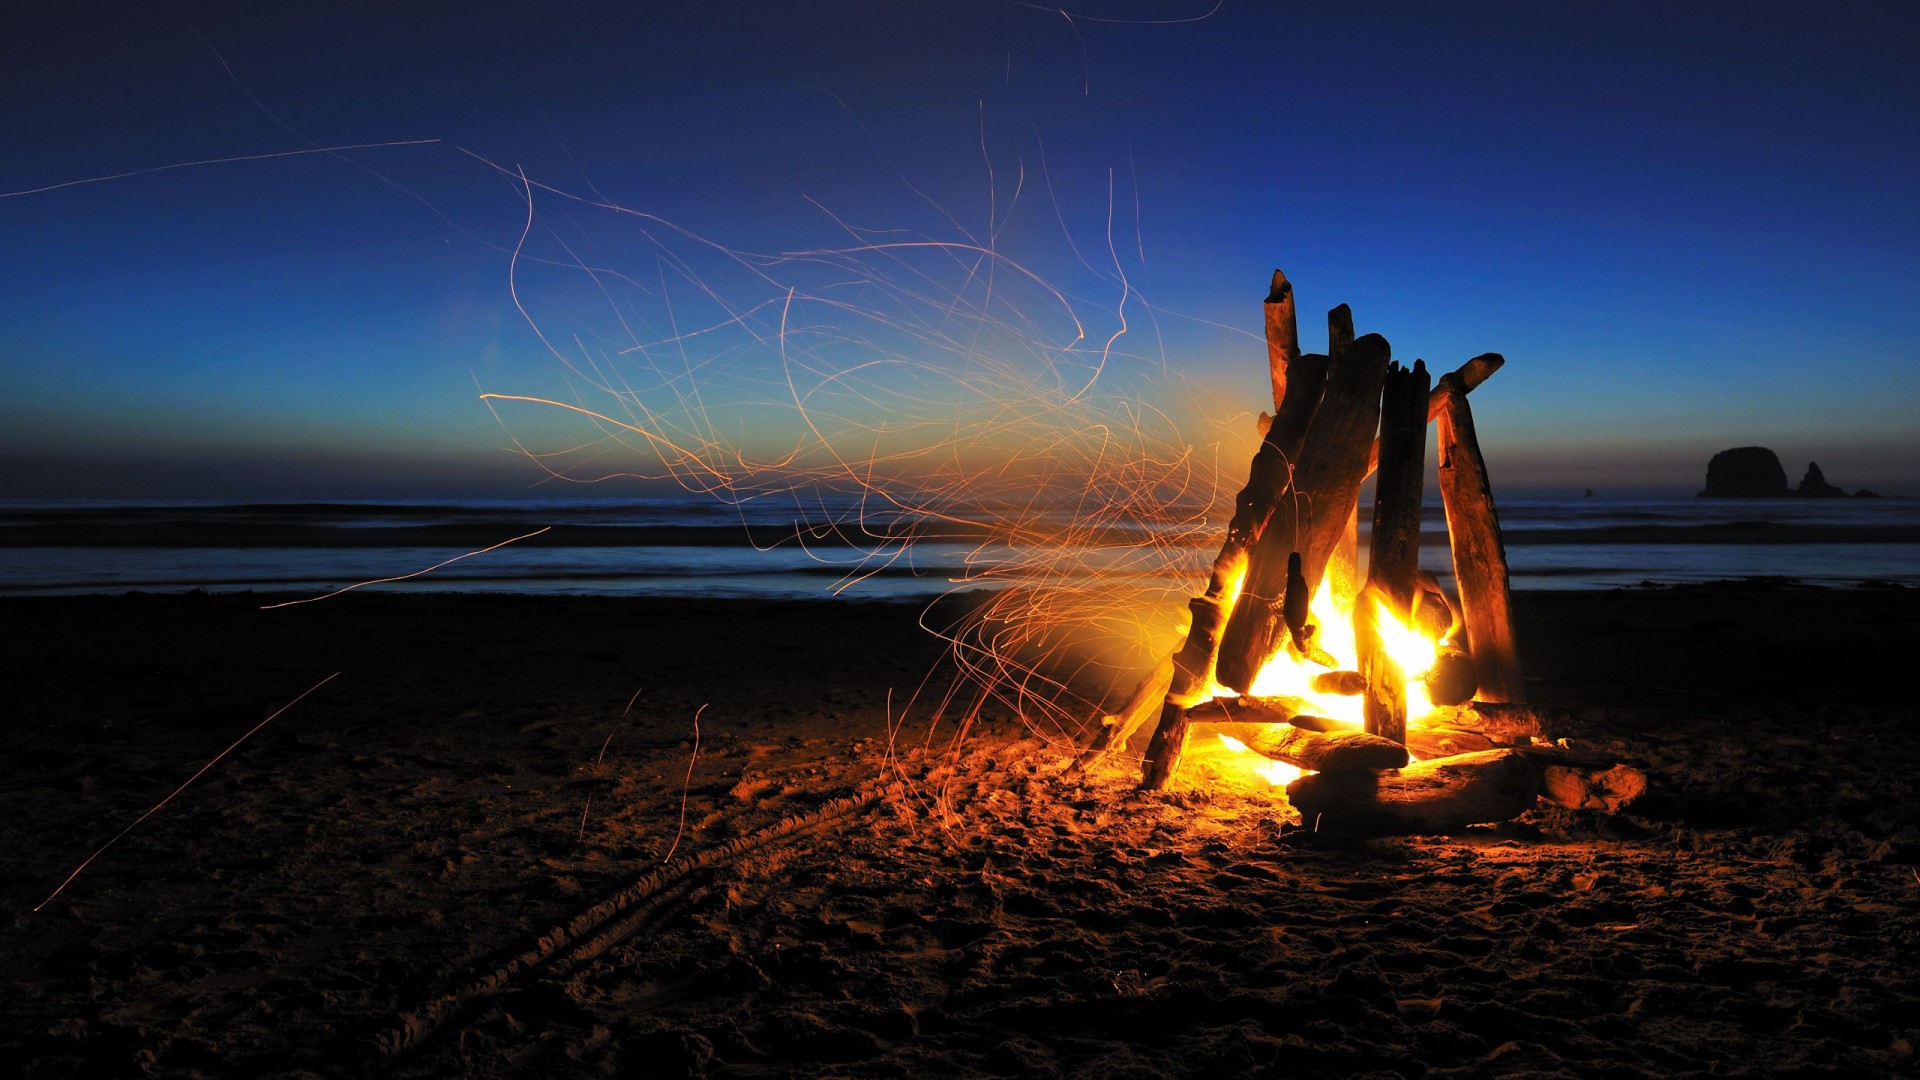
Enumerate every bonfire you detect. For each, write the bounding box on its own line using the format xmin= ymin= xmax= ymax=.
xmin=1076 ymin=270 xmax=1646 ymax=831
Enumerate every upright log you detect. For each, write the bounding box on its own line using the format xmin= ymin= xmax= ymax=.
xmin=1264 ymin=269 xmax=1298 ymax=415
xmin=1435 ymin=371 xmax=1522 ymax=702
xmin=1214 ymin=317 xmax=1388 ymax=693
xmin=1355 ymin=359 xmax=1431 ymax=745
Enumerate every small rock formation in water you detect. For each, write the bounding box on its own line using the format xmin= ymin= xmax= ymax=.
xmin=1796 ymin=461 xmax=1849 ymax=498
xmin=1699 ymin=448 xmax=1876 ymax=498
xmin=1698 ymin=446 xmax=1790 ymax=497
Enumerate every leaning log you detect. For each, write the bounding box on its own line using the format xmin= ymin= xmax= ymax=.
xmin=1070 ymin=658 xmax=1174 ymax=771
xmin=1138 ymin=700 xmax=1192 ymax=790
xmin=1182 ymin=695 xmax=1307 ymax=727
xmin=1356 ymin=359 xmax=1430 ymax=745
xmin=1135 ymin=277 xmax=1333 ymax=789
xmin=1201 ymin=722 xmax=1409 ymax=774
xmin=1436 ymin=370 xmax=1521 ymax=702
xmin=1215 ymin=323 xmax=1389 ymax=693
xmin=1285 ymin=748 xmax=1540 ymax=834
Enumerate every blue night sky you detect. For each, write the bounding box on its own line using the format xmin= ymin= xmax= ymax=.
xmin=4 ymin=1 xmax=1917 ymax=500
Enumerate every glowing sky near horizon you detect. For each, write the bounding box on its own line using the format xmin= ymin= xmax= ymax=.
xmin=3 ymin=1 xmax=1917 ymax=499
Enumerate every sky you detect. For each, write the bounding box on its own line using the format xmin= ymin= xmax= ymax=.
xmin=3 ymin=1 xmax=1917 ymax=500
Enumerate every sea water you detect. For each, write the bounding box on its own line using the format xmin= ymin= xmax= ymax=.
xmin=1 ymin=495 xmax=1915 ymax=599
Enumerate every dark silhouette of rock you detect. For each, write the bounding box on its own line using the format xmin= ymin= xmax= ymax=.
xmin=1698 ymin=447 xmax=1789 ymax=497
xmin=1796 ymin=461 xmax=1848 ymax=498
xmin=1856 ymin=488 xmax=1883 ymax=499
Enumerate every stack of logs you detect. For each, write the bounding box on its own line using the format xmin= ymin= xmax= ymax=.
xmin=1075 ymin=270 xmax=1645 ymax=833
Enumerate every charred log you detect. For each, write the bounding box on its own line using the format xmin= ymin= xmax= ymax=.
xmin=1183 ymin=695 xmax=1304 ymax=726
xmin=1135 ymin=274 xmax=1333 ymax=789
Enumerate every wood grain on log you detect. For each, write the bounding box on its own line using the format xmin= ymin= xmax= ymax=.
xmin=1403 ymin=726 xmax=1499 ymax=761
xmin=1264 ymin=269 xmax=1298 ymax=415
xmin=1358 ymin=359 xmax=1430 ymax=745
xmin=1285 ymin=748 xmax=1540 ymax=834
xmin=1200 ymin=722 xmax=1409 ymax=774
xmin=1436 ymin=371 xmax=1521 ymax=702
xmin=1139 ymin=700 xmax=1192 ymax=789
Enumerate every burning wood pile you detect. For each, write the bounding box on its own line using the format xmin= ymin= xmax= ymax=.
xmin=1077 ymin=270 xmax=1645 ymax=832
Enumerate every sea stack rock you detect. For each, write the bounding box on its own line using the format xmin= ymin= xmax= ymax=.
xmin=1698 ymin=446 xmax=1789 ymax=498
xmin=1796 ymin=462 xmax=1849 ymax=498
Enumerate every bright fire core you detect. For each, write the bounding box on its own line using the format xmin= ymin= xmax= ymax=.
xmin=1204 ymin=575 xmax=1446 ymax=789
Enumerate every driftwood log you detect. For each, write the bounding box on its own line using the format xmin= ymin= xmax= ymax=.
xmin=1138 ymin=701 xmax=1194 ymax=789
xmin=1286 ymin=748 xmax=1540 ymax=834
xmin=1181 ymin=695 xmax=1305 ymax=727
xmin=1181 ymin=695 xmax=1408 ymax=774
xmin=1356 ymin=359 xmax=1430 ymax=745
xmin=1217 ymin=349 xmax=1500 ymax=697
xmin=1436 ymin=369 xmax=1521 ymax=702
xmin=1069 ymin=658 xmax=1173 ymax=772
xmin=1263 ymin=269 xmax=1298 ymax=414
xmin=1403 ymin=726 xmax=1499 ymax=761
xmin=1201 ymin=723 xmax=1409 ymax=774
xmin=1215 ymin=317 xmax=1388 ymax=694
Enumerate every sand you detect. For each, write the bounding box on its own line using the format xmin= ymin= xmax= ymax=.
xmin=4 ymin=584 xmax=1918 ymax=1078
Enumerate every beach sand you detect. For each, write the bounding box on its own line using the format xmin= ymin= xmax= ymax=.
xmin=5 ymin=585 xmax=1918 ymax=1077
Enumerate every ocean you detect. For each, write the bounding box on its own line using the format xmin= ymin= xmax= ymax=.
xmin=2 ymin=495 xmax=1916 ymax=600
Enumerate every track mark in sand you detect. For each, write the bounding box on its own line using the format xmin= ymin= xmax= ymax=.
xmin=373 ymin=782 xmax=890 ymax=1065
